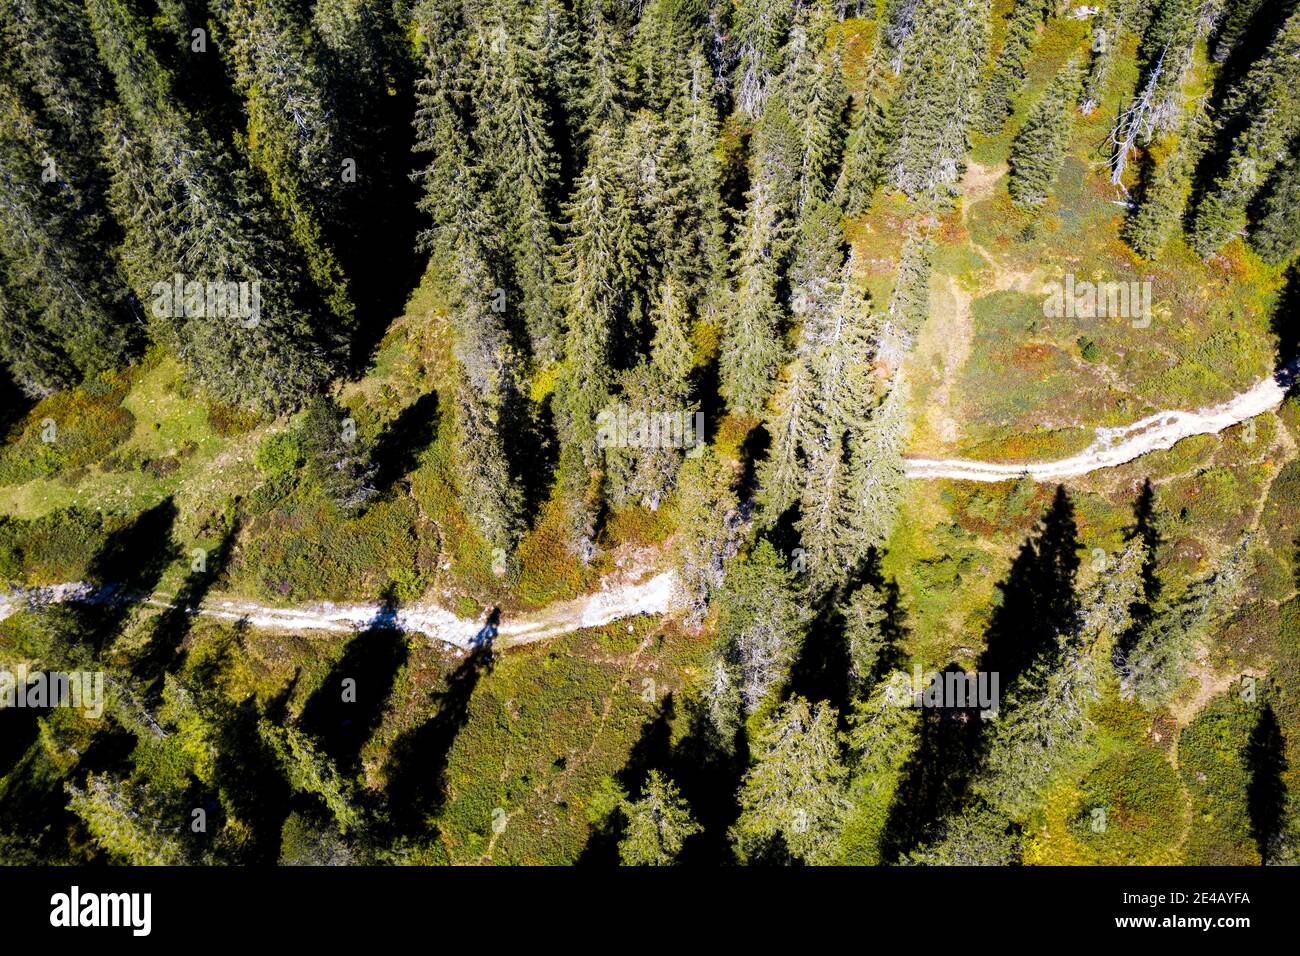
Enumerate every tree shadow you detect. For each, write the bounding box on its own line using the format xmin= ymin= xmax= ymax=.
xmin=298 ymin=587 xmax=408 ymax=774
xmin=576 ymin=693 xmax=677 ymax=865
xmin=370 ymin=391 xmax=440 ymax=492
xmin=1270 ymin=265 xmax=1299 ymax=384
xmin=1116 ymin=479 xmax=1162 ymax=664
xmin=0 ymin=365 xmax=33 ymax=434
xmin=789 ymin=548 xmax=908 ymax=714
xmin=883 ymin=490 xmax=1083 ymax=860
xmin=71 ymin=498 xmax=179 ymax=656
xmin=0 ymin=694 xmax=44 ymax=779
xmin=878 ymin=663 xmax=986 ymax=862
xmin=666 ymin=695 xmax=750 ymax=865
xmin=135 ymin=519 xmax=240 ymax=685
xmin=383 ymin=621 xmax=496 ymax=833
xmin=1247 ymin=701 xmax=1287 ymax=863
xmin=978 ymin=485 xmax=1081 ymax=689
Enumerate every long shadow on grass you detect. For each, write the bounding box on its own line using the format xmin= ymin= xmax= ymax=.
xmin=577 ymin=693 xmax=677 ymax=864
xmin=70 ymin=498 xmax=179 ymax=657
xmin=1271 ymin=266 xmax=1300 ymax=383
xmin=383 ymin=624 xmax=496 ymax=833
xmin=371 ymin=392 xmax=440 ymax=492
xmin=880 ymin=489 xmax=1083 ymax=859
xmin=134 ymin=519 xmax=240 ymax=686
xmin=578 ymin=688 xmax=751 ymax=865
xmin=1247 ymin=702 xmax=1288 ymax=863
xmin=979 ymin=485 xmax=1081 ymax=690
xmin=299 ymin=589 xmax=408 ymax=774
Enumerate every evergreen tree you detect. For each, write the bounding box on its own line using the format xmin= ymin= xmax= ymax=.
xmin=1211 ymin=0 xmax=1269 ymax=63
xmin=312 ymin=0 xmax=420 ymax=290
xmin=782 ymin=6 xmax=846 ymax=212
xmin=0 ymin=1 xmax=139 ymax=393
xmin=719 ymin=94 xmax=800 ymax=416
xmin=1190 ymin=8 xmax=1300 ymax=255
xmin=444 ymin=246 xmax=526 ymax=553
xmin=906 ymin=803 xmax=1022 ymax=865
xmin=66 ymin=773 xmax=188 ymax=865
xmin=472 ymin=8 xmax=563 ymax=361
xmin=300 ymin=394 xmax=377 ymax=514
xmin=1120 ymin=535 xmax=1254 ymax=708
xmin=732 ymin=0 xmax=796 ymax=119
xmin=834 ymin=65 xmax=892 ymax=217
xmin=413 ymin=0 xmax=499 ymax=264
xmin=605 ymin=278 xmax=697 ymax=511
xmin=842 ymin=577 xmax=901 ymax=698
xmin=577 ymin=0 xmax=631 ymax=135
xmin=1080 ymin=8 xmax=1118 ymax=116
xmin=839 ymin=672 xmax=921 ymax=863
xmin=1125 ymin=97 xmax=1211 ymax=257
xmin=1250 ymin=146 xmax=1300 ymax=263
xmin=618 ymin=770 xmax=701 ymax=865
xmin=888 ymin=0 xmax=989 ymax=203
xmin=712 ymin=539 xmax=807 ymax=713
xmin=836 ymin=374 xmax=911 ymax=568
xmin=89 ymin=0 xmax=334 ymax=411
xmin=980 ymin=0 xmax=1047 ymax=133
xmin=259 ymin=719 xmax=363 ymax=834
xmin=978 ymin=542 xmax=1146 ymax=818
xmin=1008 ymin=59 xmax=1085 ymax=208
xmin=732 ymin=696 xmax=850 ymax=864
xmin=219 ymin=0 xmax=354 ymax=327
xmin=672 ymin=447 xmax=744 ymax=625
xmin=555 ymin=124 xmax=643 ymax=557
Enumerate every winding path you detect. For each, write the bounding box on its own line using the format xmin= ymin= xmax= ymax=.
xmin=0 ymin=572 xmax=676 ymax=650
xmin=904 ymin=363 xmax=1297 ymax=482
xmin=3 ymin=365 xmax=1294 ymax=644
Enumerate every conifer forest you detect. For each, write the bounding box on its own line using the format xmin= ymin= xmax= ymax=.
xmin=1 ymin=0 xmax=1300 ymax=881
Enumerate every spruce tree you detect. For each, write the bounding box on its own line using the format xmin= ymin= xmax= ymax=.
xmin=1080 ymin=8 xmax=1117 ymax=116
xmin=712 ymin=539 xmax=807 ymax=713
xmin=979 ymin=0 xmax=1047 ymax=133
xmin=978 ymin=543 xmax=1146 ymax=818
xmin=888 ymin=0 xmax=989 ymax=203
xmin=0 ymin=0 xmax=139 ymax=393
xmin=89 ymin=0 xmax=334 ymax=411
xmin=732 ymin=0 xmax=797 ymax=119
xmin=219 ymin=0 xmax=354 ymax=328
xmin=1125 ymin=98 xmax=1211 ymax=258
xmin=605 ymin=278 xmax=697 ymax=511
xmin=301 ymin=394 xmax=377 ymax=514
xmin=1119 ymin=535 xmax=1254 ymax=708
xmin=1250 ymin=145 xmax=1300 ymax=264
xmin=672 ymin=447 xmax=744 ymax=625
xmin=472 ymin=9 xmax=562 ymax=362
xmin=732 ymin=696 xmax=850 ymax=864
xmin=555 ymin=124 xmax=643 ymax=558
xmin=1190 ymin=8 xmax=1300 ymax=255
xmin=618 ymin=771 xmax=701 ymax=865
xmin=720 ymin=94 xmax=800 ymax=417
xmin=834 ymin=65 xmax=892 ymax=217
xmin=840 ymin=672 xmax=921 ymax=863
xmin=1008 ymin=59 xmax=1085 ymax=208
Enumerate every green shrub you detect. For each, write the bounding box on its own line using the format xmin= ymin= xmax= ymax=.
xmin=254 ymin=431 xmax=305 ymax=477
